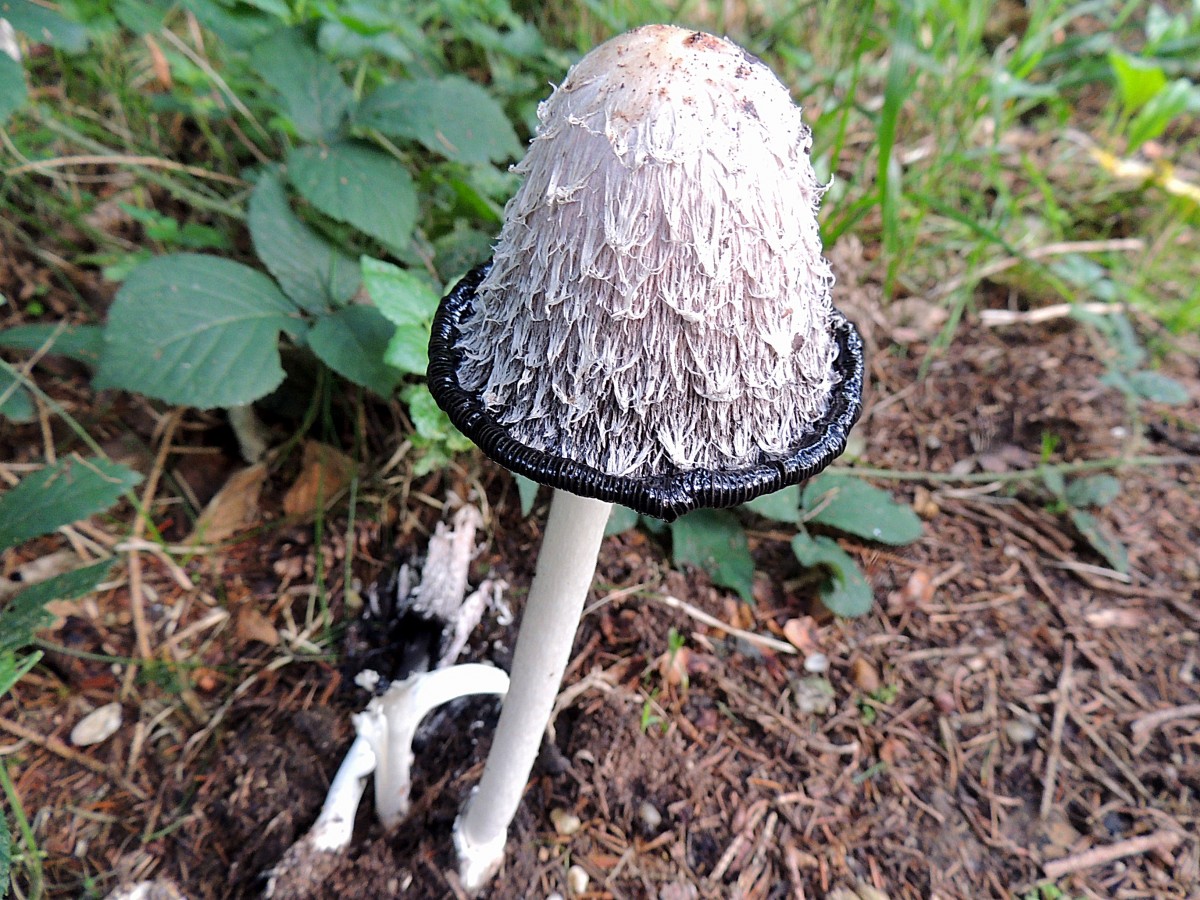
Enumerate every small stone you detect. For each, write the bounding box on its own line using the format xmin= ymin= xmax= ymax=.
xmin=638 ymin=800 xmax=663 ymax=831
xmin=850 ymin=658 xmax=880 ymax=693
xmin=550 ymin=808 xmax=582 ymax=836
xmin=803 ymin=652 xmax=828 ymax=674
xmin=1005 ymin=719 xmax=1037 ymax=744
xmin=546 ymin=894 xmax=565 ymax=900
xmin=566 ymin=865 xmax=589 ymax=895
xmin=70 ymin=703 xmax=122 ymax=747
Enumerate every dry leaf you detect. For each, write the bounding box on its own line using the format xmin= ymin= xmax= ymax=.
xmin=189 ymin=463 xmax=267 ymax=543
xmin=236 ymin=605 xmax=279 ymax=647
xmin=782 ymin=616 xmax=819 ymax=653
xmin=283 ymin=441 xmax=357 ymax=518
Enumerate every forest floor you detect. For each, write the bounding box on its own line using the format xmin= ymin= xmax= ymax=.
xmin=1 ymin=237 xmax=1198 ymax=900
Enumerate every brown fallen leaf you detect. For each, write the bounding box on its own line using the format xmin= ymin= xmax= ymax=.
xmin=189 ymin=463 xmax=267 ymax=544
xmin=782 ymin=616 xmax=820 ymax=653
xmin=283 ymin=441 xmax=357 ymax=518
xmin=236 ymin=605 xmax=279 ymax=647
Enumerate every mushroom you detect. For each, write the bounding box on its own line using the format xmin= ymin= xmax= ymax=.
xmin=426 ymin=23 xmax=864 ymax=891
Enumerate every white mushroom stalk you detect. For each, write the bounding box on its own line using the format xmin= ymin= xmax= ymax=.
xmin=453 ymin=491 xmax=610 ymax=888
xmin=357 ymin=664 xmax=511 ymax=829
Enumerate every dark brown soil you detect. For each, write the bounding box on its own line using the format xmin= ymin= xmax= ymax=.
xmin=2 ymin=235 xmax=1199 ymax=900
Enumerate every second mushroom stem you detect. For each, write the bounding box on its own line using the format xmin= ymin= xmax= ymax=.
xmin=454 ymin=489 xmax=613 ymax=887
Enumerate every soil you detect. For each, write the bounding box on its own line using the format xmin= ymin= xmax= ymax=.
xmin=1 ymin=236 xmax=1198 ymax=900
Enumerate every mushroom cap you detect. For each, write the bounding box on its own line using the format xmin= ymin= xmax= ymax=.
xmin=427 ymin=25 xmax=864 ymax=521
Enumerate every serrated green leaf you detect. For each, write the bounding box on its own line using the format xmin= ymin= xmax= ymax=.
xmin=251 ymin=29 xmax=353 ymax=141
xmin=308 ymin=305 xmax=402 ymax=395
xmin=1069 ymin=509 xmax=1129 ymax=574
xmin=248 ymin=170 xmax=360 ymax=313
xmin=0 ymin=367 xmax=34 ymax=422
xmin=792 ymin=532 xmax=874 ymax=617
xmin=356 ymin=76 xmax=521 ymax=165
xmin=671 ymin=509 xmax=754 ymax=603
xmin=363 ymin=257 xmax=440 ymax=327
xmin=1127 ymin=370 xmax=1189 ymax=405
xmin=802 ymin=474 xmax=922 ymax=545
xmin=0 ymin=53 xmax=27 ymax=124
xmin=288 ymin=142 xmax=417 ymax=251
xmin=1064 ymin=474 xmax=1121 ymax=509
xmin=0 ymin=561 xmax=115 ymax=654
xmin=400 ymin=384 xmax=471 ymax=449
xmin=605 ymin=504 xmax=638 ymax=537
xmin=3 ymin=0 xmax=88 ymax=51
xmin=0 ymin=457 xmax=142 ymax=551
xmin=0 ymin=324 xmax=104 ymax=366
xmin=742 ymin=484 xmax=800 ymax=523
xmin=383 ymin=325 xmax=428 ymax=376
xmin=96 ymin=254 xmax=301 ymax=408
xmin=515 ymin=474 xmax=540 ymax=517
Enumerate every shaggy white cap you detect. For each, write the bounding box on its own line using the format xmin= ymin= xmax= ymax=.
xmin=457 ymin=24 xmax=837 ymax=478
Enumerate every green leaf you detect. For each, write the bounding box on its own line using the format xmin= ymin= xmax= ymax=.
xmin=251 ymin=29 xmax=354 ymax=141
xmin=288 ymin=142 xmax=417 ymax=251
xmin=248 ymin=170 xmax=360 ymax=313
xmin=0 ymin=457 xmax=141 ymax=551
xmin=356 ymin=76 xmax=521 ymax=165
xmin=0 ymin=367 xmax=34 ymax=422
xmin=308 ymin=305 xmax=402 ymax=395
xmin=1108 ymin=51 xmax=1167 ymax=112
xmin=0 ymin=324 xmax=104 ymax=366
xmin=363 ymin=257 xmax=440 ymax=327
xmin=0 ymin=561 xmax=115 ymax=654
xmin=96 ymin=254 xmax=301 ymax=408
xmin=802 ymin=474 xmax=923 ymax=545
xmin=400 ymin=384 xmax=471 ymax=449
xmin=1127 ymin=370 xmax=1189 ymax=405
xmin=515 ymin=474 xmax=540 ymax=517
xmin=742 ymin=484 xmax=800 ymax=523
xmin=1064 ymin=474 xmax=1121 ymax=509
xmin=671 ymin=509 xmax=754 ymax=603
xmin=792 ymin=532 xmax=874 ymax=617
xmin=383 ymin=325 xmax=428 ymax=376
xmin=3 ymin=0 xmax=88 ymax=51
xmin=113 ymin=0 xmax=172 ymax=35
xmin=1127 ymin=78 xmax=1198 ymax=151
xmin=181 ymin=0 xmax=276 ymax=49
xmin=1069 ymin=509 xmax=1129 ymax=574
xmin=605 ymin=504 xmax=639 ymax=537
xmin=0 ymin=53 xmax=27 ymax=124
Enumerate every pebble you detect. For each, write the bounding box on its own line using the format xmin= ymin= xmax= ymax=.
xmin=566 ymin=865 xmax=589 ymax=895
xmin=803 ymin=653 xmax=829 ymax=674
xmin=1006 ymin=719 xmax=1038 ymax=744
xmin=550 ymin=808 xmax=582 ymax=836
xmin=70 ymin=703 xmax=122 ymax=747
xmin=638 ymin=800 xmax=663 ymax=831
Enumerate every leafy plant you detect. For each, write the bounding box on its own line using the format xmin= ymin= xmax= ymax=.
xmin=598 ymin=472 xmax=921 ymax=618
xmin=0 ymin=455 xmax=140 ymax=705
xmin=1041 ymin=469 xmax=1129 ymax=574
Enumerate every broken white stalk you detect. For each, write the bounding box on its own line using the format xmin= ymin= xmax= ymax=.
xmin=357 ymin=663 xmax=511 ymax=830
xmin=454 ymin=490 xmax=611 ymax=890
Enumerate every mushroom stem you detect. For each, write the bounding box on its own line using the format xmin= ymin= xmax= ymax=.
xmin=454 ymin=489 xmax=613 ymax=890
xmin=356 ymin=663 xmax=511 ymax=830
